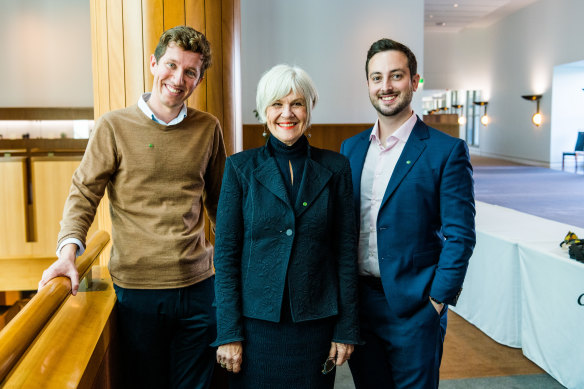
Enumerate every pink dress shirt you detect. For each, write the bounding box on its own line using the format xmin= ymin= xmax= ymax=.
xmin=358 ymin=112 xmax=417 ymax=276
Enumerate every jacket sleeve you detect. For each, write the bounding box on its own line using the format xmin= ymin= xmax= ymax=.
xmin=57 ymin=116 xmax=117 ymax=249
xmin=430 ymin=139 xmax=476 ymax=305
xmin=332 ymin=158 xmax=361 ymax=344
xmin=212 ymin=157 xmax=245 ymax=346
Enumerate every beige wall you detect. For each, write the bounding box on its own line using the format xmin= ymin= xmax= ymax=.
xmin=0 ymin=1 xmax=93 ymax=107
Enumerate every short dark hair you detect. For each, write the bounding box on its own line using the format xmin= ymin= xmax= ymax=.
xmin=365 ymin=38 xmax=417 ymax=80
xmin=154 ymin=26 xmax=212 ymax=78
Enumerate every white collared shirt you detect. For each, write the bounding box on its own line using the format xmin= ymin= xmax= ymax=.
xmin=56 ymin=94 xmax=188 ymax=257
xmin=358 ymin=112 xmax=417 ymax=276
xmin=138 ymin=92 xmax=188 ymax=125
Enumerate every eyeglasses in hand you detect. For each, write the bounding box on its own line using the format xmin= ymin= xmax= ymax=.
xmin=321 ymin=357 xmax=336 ymax=375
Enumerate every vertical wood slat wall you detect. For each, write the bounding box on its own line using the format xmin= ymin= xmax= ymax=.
xmin=89 ymin=0 xmax=241 ymax=265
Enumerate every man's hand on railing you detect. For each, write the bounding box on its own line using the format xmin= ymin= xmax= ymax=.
xmin=38 ymin=243 xmax=80 ymax=295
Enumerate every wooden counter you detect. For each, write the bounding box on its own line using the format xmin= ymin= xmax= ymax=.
xmin=0 ymin=139 xmax=88 ymax=157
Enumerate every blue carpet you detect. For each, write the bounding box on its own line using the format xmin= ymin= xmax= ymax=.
xmin=473 ymin=166 xmax=584 ymax=229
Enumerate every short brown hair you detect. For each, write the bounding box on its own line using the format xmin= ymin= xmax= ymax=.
xmin=154 ymin=26 xmax=212 ymax=78
xmin=365 ymin=38 xmax=417 ymax=80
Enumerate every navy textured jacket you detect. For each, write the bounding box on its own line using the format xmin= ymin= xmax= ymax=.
xmin=213 ymin=142 xmax=360 ymax=346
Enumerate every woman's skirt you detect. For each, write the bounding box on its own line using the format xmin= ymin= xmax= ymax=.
xmin=228 ymin=305 xmax=336 ymax=389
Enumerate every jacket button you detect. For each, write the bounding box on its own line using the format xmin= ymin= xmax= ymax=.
xmin=286 ymin=229 xmax=293 ymax=236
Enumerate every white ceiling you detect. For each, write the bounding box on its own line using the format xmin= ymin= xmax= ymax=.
xmin=425 ymin=0 xmax=540 ymax=33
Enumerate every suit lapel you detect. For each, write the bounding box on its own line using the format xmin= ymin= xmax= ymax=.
xmin=294 ymin=156 xmax=333 ymax=217
xmin=253 ymin=148 xmax=291 ymax=206
xmin=379 ymin=119 xmax=429 ymax=209
xmin=349 ymin=130 xmax=372 ymax=212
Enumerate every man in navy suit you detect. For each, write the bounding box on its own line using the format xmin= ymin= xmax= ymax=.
xmin=340 ymin=38 xmax=476 ymax=388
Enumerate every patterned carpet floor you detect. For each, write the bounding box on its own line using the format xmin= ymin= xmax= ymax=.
xmin=473 ymin=165 xmax=584 ymax=229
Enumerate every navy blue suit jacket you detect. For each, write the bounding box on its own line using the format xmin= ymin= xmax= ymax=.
xmin=213 ymin=142 xmax=359 ymax=346
xmin=340 ymin=117 xmax=475 ymax=318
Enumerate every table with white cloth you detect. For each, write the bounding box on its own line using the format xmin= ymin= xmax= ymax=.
xmin=451 ymin=201 xmax=584 ymax=388
xmin=518 ymin=242 xmax=584 ymax=389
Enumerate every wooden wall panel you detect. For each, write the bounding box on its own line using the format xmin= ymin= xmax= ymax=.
xmin=92 ymin=0 xmax=111 ymax=116
xmin=142 ymin=0 xmax=164 ymax=92
xmin=106 ymin=0 xmax=126 ymax=111
xmin=221 ymin=0 xmax=238 ymax=154
xmin=0 ymin=108 xmax=93 ymax=121
xmin=30 ymin=159 xmax=98 ymax=258
xmin=0 ymin=160 xmax=28 ymax=257
xmin=205 ymin=1 xmax=224 ymax=129
xmin=0 ymin=158 xmax=98 ymax=260
xmin=185 ymin=0 xmax=207 ymax=112
xmin=244 ymin=119 xmax=461 ymax=153
xmin=423 ymin=113 xmax=460 ymax=139
xmin=185 ymin=0 xmax=206 ymax=32
xmin=242 ymin=123 xmax=373 ymax=152
xmin=123 ymin=1 xmax=145 ymax=104
xmin=30 ymin=159 xmax=78 ymax=256
xmin=163 ymin=0 xmax=186 ymax=29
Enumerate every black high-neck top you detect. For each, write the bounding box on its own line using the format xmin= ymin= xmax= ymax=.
xmin=267 ymin=135 xmax=308 ymax=206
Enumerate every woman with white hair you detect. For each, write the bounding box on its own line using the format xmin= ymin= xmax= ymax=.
xmin=212 ymin=64 xmax=360 ymax=387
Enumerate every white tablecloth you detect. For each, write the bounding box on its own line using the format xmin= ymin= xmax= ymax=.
xmin=519 ymin=243 xmax=584 ymax=389
xmin=452 ymin=230 xmax=522 ymax=346
xmin=450 ymin=201 xmax=584 ymax=388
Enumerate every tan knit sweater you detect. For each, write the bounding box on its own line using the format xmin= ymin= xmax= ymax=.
xmin=58 ymin=104 xmax=226 ymax=289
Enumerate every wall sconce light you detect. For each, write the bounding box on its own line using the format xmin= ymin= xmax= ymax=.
xmin=474 ymin=101 xmax=489 ymax=126
xmin=521 ymin=95 xmax=543 ymax=127
xmin=452 ymin=104 xmax=466 ymax=125
xmin=439 ymin=106 xmax=449 ymax=112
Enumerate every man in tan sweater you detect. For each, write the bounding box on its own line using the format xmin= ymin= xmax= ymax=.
xmin=38 ymin=26 xmax=226 ymax=389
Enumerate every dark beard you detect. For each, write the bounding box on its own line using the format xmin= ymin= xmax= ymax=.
xmin=371 ymin=88 xmax=413 ymax=117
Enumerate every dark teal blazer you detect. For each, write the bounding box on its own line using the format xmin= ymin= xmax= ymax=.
xmin=213 ymin=141 xmax=359 ymax=346
xmin=340 ymin=117 xmax=476 ymax=317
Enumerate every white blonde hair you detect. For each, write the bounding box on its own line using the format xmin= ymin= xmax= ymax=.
xmin=255 ymin=64 xmax=319 ymax=126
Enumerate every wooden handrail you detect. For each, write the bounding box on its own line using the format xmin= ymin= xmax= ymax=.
xmin=0 ymin=231 xmax=110 ymax=383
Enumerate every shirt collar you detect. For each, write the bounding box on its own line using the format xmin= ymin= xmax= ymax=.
xmin=369 ymin=111 xmax=417 ymax=147
xmin=138 ymin=92 xmax=187 ymax=126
